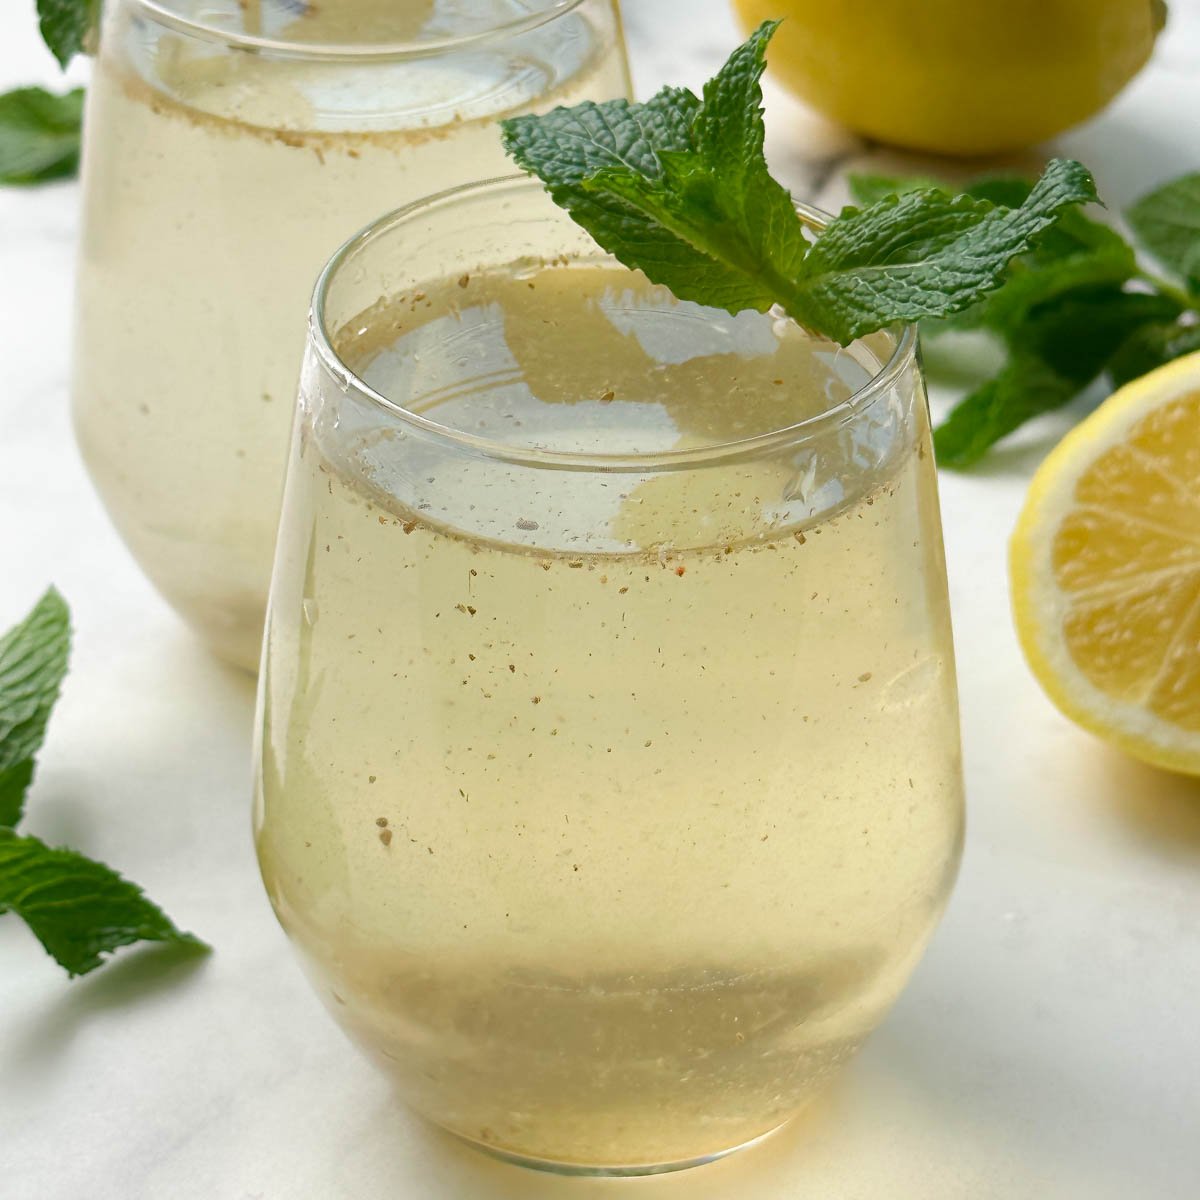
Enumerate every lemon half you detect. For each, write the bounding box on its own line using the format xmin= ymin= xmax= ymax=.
xmin=1010 ymin=351 xmax=1200 ymax=775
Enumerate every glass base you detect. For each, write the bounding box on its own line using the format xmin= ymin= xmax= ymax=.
xmin=450 ymin=1120 xmax=789 ymax=1178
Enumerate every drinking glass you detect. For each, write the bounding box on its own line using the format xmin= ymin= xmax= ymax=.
xmin=71 ymin=0 xmax=631 ymax=670
xmin=253 ymin=176 xmax=965 ymax=1175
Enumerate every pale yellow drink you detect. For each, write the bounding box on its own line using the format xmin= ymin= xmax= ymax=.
xmin=71 ymin=0 xmax=630 ymax=669
xmin=255 ymin=259 xmax=965 ymax=1171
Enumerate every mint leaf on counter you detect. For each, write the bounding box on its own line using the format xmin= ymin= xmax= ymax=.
xmin=1127 ymin=173 xmax=1200 ymax=286
xmin=935 ymin=356 xmax=1077 ymax=469
xmin=849 ymin=174 xmax=1042 ymax=211
xmin=966 ymin=233 xmax=1136 ymax=337
xmin=0 ymin=587 xmax=69 ymax=826
xmin=934 ymin=289 xmax=1183 ymax=468
xmin=0 ymin=86 xmax=84 ymax=185
xmin=37 ymin=0 xmax=99 ymax=68
xmin=502 ymin=23 xmax=1096 ymax=346
xmin=0 ymin=591 xmax=209 ymax=977
xmin=1 ymin=0 xmax=92 ymax=187
xmin=1016 ymin=289 xmax=1183 ymax=383
xmin=0 ymin=830 xmax=206 ymax=977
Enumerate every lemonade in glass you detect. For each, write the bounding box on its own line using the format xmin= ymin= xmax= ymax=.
xmin=253 ymin=176 xmax=965 ymax=1174
xmin=72 ymin=0 xmax=630 ymax=668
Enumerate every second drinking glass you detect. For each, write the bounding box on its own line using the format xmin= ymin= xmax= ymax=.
xmin=71 ymin=0 xmax=630 ymax=669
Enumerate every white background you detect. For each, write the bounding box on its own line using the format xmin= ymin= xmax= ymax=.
xmin=2 ymin=2 xmax=1199 ymax=1197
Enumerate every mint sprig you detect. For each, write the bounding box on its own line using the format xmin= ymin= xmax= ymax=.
xmin=0 ymin=590 xmax=207 ymax=977
xmin=501 ymin=23 xmax=1097 ymax=348
xmin=850 ymin=171 xmax=1200 ymax=466
xmin=0 ymin=86 xmax=84 ymax=186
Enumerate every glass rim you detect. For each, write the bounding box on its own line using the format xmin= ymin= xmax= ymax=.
xmin=125 ymin=0 xmax=590 ymax=61
xmin=309 ymin=174 xmax=920 ymax=474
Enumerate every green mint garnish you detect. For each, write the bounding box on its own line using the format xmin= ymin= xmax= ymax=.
xmin=37 ymin=0 xmax=99 ymax=68
xmin=0 ymin=590 xmax=208 ymax=977
xmin=780 ymin=160 xmax=1096 ymax=344
xmin=0 ymin=86 xmax=84 ymax=186
xmin=501 ymin=22 xmax=1097 ymax=347
xmin=849 ymin=170 xmax=1200 ymax=466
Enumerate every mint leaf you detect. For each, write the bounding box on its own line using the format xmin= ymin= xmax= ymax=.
xmin=1017 ymin=289 xmax=1183 ymax=382
xmin=0 ymin=588 xmax=69 ymax=827
xmin=937 ymin=238 xmax=1134 ymax=340
xmin=1184 ymin=247 xmax=1200 ymax=289
xmin=0 ymin=591 xmax=211 ymax=977
xmin=504 ymin=22 xmax=810 ymax=318
xmin=0 ymin=86 xmax=84 ymax=185
xmin=37 ymin=0 xmax=98 ymax=68
xmin=851 ymin=177 xmax=1134 ymax=339
xmin=961 ymin=178 xmax=1042 ymax=208
xmin=1109 ymin=319 xmax=1200 ymax=386
xmin=0 ymin=829 xmax=206 ymax=977
xmin=934 ymin=288 xmax=1183 ymax=466
xmin=843 ymin=165 xmax=1200 ymax=465
xmin=974 ymin=219 xmax=1136 ymax=335
xmin=936 ymin=356 xmax=1077 ymax=468
xmin=1127 ymin=173 xmax=1200 ymax=285
xmin=785 ymin=160 xmax=1098 ymax=343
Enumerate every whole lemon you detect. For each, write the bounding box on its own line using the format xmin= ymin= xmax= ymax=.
xmin=734 ymin=0 xmax=1167 ymax=156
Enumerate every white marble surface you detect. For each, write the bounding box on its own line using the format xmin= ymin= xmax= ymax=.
xmin=3 ymin=3 xmax=1200 ymax=1197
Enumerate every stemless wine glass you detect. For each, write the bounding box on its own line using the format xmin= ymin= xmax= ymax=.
xmin=253 ymin=176 xmax=966 ymax=1175
xmin=71 ymin=0 xmax=631 ymax=670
